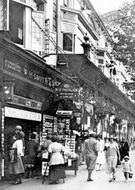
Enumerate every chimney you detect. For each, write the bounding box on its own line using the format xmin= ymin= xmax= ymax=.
xmin=81 ymin=33 xmax=91 ymax=58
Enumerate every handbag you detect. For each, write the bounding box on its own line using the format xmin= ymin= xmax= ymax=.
xmin=9 ymin=148 xmax=17 ymax=163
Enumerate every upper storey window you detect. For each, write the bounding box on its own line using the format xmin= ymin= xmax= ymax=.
xmin=63 ymin=33 xmax=73 ymax=52
xmin=9 ymin=1 xmax=24 ymax=45
xmin=34 ymin=0 xmax=45 ymax=11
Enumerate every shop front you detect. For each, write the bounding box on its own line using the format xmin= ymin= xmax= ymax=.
xmin=0 ymin=36 xmax=78 ymax=179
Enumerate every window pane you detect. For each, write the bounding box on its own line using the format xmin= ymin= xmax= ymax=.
xmin=63 ymin=33 xmax=73 ymax=51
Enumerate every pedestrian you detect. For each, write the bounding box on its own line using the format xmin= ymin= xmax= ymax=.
xmin=83 ymin=131 xmax=99 ymax=182
xmin=105 ymin=136 xmax=120 ymax=182
xmin=41 ymin=134 xmax=52 ymax=152
xmin=48 ymin=134 xmax=65 ymax=184
xmin=15 ymin=125 xmax=25 ymax=160
xmin=122 ymin=155 xmax=133 ymax=183
xmin=119 ymin=139 xmax=129 ymax=161
xmin=9 ymin=131 xmax=25 ymax=185
xmin=95 ymin=134 xmax=105 ymax=171
xmin=25 ymin=133 xmax=39 ymax=178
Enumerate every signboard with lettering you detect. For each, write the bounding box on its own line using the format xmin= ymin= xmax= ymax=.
xmin=5 ymin=107 xmax=41 ymax=121
xmin=55 ymin=83 xmax=78 ymax=100
xmin=42 ymin=114 xmax=57 ymax=143
xmin=9 ymin=95 xmax=42 ymax=110
xmin=4 ymin=51 xmax=55 ymax=90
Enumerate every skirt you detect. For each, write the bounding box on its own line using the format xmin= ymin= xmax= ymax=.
xmin=49 ymin=164 xmax=65 ymax=182
xmin=9 ymin=156 xmax=24 ymax=175
xmin=106 ymin=156 xmax=117 ymax=173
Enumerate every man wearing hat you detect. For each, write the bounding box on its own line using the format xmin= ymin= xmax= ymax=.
xmin=83 ymin=131 xmax=99 ymax=181
xmin=105 ymin=135 xmax=120 ymax=182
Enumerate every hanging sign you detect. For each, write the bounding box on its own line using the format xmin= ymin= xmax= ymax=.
xmin=55 ymin=83 xmax=78 ymax=100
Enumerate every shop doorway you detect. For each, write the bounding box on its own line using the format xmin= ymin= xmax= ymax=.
xmin=4 ymin=117 xmax=41 ymax=178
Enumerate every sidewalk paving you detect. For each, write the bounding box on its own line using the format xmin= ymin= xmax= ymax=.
xmin=1 ymin=150 xmax=135 ymax=190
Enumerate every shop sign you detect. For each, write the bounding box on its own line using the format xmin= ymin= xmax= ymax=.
xmin=56 ymin=110 xmax=72 ymax=116
xmin=4 ymin=58 xmax=55 ymax=89
xmin=42 ymin=114 xmax=57 ymax=143
xmin=5 ymin=107 xmax=41 ymax=121
xmin=55 ymin=83 xmax=78 ymax=100
xmin=9 ymin=95 xmax=42 ymax=110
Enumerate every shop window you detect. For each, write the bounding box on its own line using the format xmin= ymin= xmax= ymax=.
xmin=63 ymin=33 xmax=73 ymax=52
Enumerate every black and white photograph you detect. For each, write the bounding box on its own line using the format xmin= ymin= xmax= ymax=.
xmin=0 ymin=0 xmax=135 ymax=189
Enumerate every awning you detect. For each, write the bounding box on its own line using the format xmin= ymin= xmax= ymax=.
xmin=58 ymin=54 xmax=135 ymax=117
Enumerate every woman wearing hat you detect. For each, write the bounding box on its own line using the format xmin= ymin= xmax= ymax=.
xmin=48 ymin=135 xmax=65 ymax=184
xmin=105 ymin=136 xmax=120 ymax=182
xmin=9 ymin=132 xmax=25 ymax=184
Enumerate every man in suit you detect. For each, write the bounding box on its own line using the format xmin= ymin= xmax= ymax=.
xmin=83 ymin=131 xmax=99 ymax=181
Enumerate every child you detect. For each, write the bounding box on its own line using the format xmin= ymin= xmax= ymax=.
xmin=122 ymin=156 xmax=132 ymax=182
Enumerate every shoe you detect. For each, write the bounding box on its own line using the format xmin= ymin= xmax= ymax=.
xmin=108 ymin=178 xmax=113 ymax=182
xmin=14 ymin=180 xmax=22 ymax=185
xmin=87 ymin=178 xmax=94 ymax=182
xmin=113 ymin=176 xmax=116 ymax=181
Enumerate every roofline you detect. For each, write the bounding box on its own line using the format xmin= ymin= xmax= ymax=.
xmin=83 ymin=0 xmax=113 ymax=42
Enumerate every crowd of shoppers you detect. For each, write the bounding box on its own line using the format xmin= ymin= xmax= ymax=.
xmin=8 ymin=127 xmax=79 ymax=185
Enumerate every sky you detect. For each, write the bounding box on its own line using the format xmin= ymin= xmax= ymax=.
xmin=90 ymin=0 xmax=133 ymax=14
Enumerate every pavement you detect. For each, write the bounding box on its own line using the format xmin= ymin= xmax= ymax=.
xmin=1 ymin=151 xmax=135 ymax=190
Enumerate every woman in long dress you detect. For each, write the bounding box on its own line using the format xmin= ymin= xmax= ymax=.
xmin=96 ymin=135 xmax=105 ymax=171
xmin=9 ymin=131 xmax=25 ymax=185
xmin=48 ymin=135 xmax=65 ymax=184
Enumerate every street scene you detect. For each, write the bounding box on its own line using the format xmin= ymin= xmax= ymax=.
xmin=0 ymin=0 xmax=135 ymax=189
